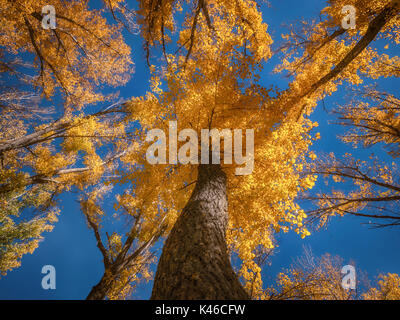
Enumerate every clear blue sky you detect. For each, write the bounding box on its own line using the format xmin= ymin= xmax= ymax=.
xmin=1 ymin=0 xmax=399 ymax=299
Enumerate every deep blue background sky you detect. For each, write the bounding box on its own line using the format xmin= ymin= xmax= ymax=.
xmin=1 ymin=0 xmax=399 ymax=299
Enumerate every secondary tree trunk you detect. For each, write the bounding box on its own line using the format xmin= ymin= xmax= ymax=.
xmin=86 ymin=274 xmax=109 ymax=300
xmin=151 ymin=164 xmax=249 ymax=300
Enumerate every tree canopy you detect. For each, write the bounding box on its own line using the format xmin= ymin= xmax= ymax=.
xmin=1 ymin=0 xmax=400 ymax=300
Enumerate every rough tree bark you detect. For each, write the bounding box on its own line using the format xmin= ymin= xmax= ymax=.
xmin=87 ymin=274 xmax=109 ymax=300
xmin=151 ymin=164 xmax=249 ymax=300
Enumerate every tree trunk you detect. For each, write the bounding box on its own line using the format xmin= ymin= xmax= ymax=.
xmin=86 ymin=274 xmax=109 ymax=300
xmin=151 ymin=164 xmax=249 ymax=300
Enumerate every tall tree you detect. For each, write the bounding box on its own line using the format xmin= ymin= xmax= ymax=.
xmin=122 ymin=0 xmax=400 ymax=299
xmin=0 ymin=0 xmax=134 ymax=276
xmin=83 ymin=185 xmax=165 ymax=300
